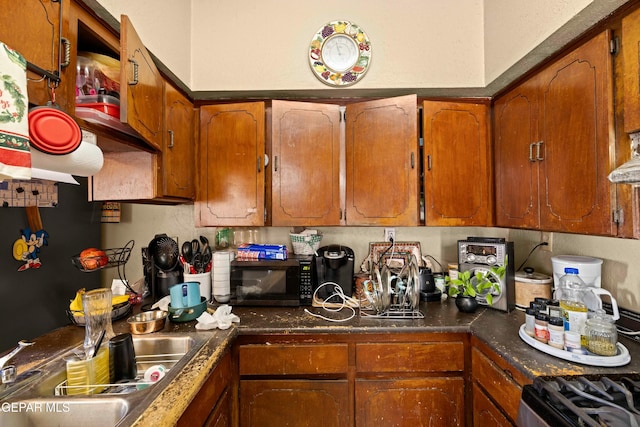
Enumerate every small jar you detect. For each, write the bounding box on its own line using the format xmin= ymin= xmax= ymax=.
xmin=530 ymin=302 xmax=547 ymax=314
xmin=548 ymin=316 xmax=565 ymax=349
xmin=564 ymin=330 xmax=583 ymax=353
xmin=585 ymin=309 xmax=618 ymax=356
xmin=447 ymin=263 xmax=459 ymax=281
xmin=534 ymin=312 xmax=549 ymax=344
xmin=524 ymin=308 xmax=537 ymax=337
xmin=534 ymin=297 xmax=551 ymax=306
xmin=547 ymin=300 xmax=563 ymax=319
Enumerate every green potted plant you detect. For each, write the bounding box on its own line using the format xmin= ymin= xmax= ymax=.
xmin=446 ymin=262 xmax=506 ymax=313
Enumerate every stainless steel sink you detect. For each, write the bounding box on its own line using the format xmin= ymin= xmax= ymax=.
xmin=0 ymin=334 xmax=204 ymax=426
xmin=0 ymin=397 xmax=129 ymax=427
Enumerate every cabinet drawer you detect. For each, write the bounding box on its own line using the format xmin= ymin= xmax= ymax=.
xmin=355 ymin=342 xmax=464 ymax=373
xmin=471 ymin=347 xmax=522 ymax=422
xmin=239 ymin=344 xmax=348 ymax=376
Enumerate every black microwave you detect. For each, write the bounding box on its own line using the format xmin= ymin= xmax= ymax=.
xmin=229 ymin=256 xmax=313 ymax=306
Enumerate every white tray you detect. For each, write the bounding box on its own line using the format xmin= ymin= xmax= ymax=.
xmin=518 ymin=324 xmax=631 ymax=367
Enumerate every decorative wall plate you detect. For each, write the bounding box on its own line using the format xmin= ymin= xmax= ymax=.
xmin=309 ymin=20 xmax=371 ymax=86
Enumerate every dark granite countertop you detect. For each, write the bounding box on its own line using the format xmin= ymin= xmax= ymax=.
xmin=4 ymin=298 xmax=640 ymax=426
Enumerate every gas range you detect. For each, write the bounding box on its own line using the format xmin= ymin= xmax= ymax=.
xmin=518 ymin=375 xmax=640 ymax=426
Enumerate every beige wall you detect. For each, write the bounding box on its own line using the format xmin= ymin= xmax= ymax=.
xmin=483 ymin=0 xmax=592 ymax=83
xmin=95 ymin=0 xmax=192 ymax=86
xmin=102 ymin=204 xmax=640 ymax=312
xmin=96 ymin=0 xmax=603 ymax=90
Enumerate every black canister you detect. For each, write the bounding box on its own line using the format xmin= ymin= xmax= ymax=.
xmin=109 ymin=333 xmax=137 ymax=382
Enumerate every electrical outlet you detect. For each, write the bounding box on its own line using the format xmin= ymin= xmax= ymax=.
xmin=384 ymin=228 xmax=396 ymax=242
xmin=540 ymin=231 xmax=552 ymax=251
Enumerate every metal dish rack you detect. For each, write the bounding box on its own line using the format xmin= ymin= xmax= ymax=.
xmin=54 ymin=352 xmax=179 ymax=396
xmin=357 ymin=284 xmax=424 ymax=319
xmin=359 ymin=302 xmax=424 ymax=319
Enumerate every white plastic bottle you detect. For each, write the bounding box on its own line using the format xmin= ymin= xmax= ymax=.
xmin=557 ymin=267 xmax=589 ymax=348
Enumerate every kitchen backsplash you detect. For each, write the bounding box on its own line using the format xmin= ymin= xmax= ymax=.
xmin=101 ymin=203 xmax=640 ymax=313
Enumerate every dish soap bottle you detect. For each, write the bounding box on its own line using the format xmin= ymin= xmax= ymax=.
xmin=557 ymin=267 xmax=589 ymax=347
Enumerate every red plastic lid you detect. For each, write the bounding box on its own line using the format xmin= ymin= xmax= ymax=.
xmin=28 ymin=107 xmax=82 ymax=155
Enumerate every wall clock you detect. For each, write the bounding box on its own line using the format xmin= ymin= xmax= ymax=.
xmin=309 ymin=20 xmax=371 ymax=87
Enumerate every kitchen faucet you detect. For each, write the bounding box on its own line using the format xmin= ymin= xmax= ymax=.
xmin=0 ymin=340 xmax=34 ymax=383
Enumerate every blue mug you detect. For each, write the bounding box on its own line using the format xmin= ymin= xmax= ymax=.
xmin=169 ymin=282 xmax=201 ymax=308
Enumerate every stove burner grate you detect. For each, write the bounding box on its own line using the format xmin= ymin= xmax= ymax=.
xmin=521 ymin=375 xmax=640 ymax=427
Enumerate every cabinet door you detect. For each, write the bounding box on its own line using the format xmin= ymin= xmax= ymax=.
xmin=537 ymin=30 xmax=614 ymax=235
xmin=355 ymin=378 xmax=464 ymax=427
xmin=240 ymin=379 xmax=350 ymax=427
xmin=271 ymin=101 xmax=342 ymax=226
xmin=178 ymin=351 xmax=232 ymax=427
xmin=472 ymin=383 xmax=513 ymax=427
xmin=345 ymin=95 xmax=419 ymax=225
xmin=197 ymin=102 xmax=265 ymax=226
xmin=623 ymin=7 xmax=640 ymax=134
xmin=423 ymin=100 xmax=492 ymax=226
xmin=162 ymin=82 xmax=195 ymax=199
xmin=0 ymin=0 xmax=62 ymax=107
xmin=120 ymin=15 xmax=163 ymax=151
xmin=494 ymin=81 xmax=540 ymax=229
xmin=471 ymin=346 xmax=524 ymax=422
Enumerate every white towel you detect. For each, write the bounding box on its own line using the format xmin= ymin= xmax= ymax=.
xmin=0 ymin=42 xmax=30 ymax=180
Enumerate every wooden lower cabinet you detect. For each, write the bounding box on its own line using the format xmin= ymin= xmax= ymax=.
xmin=240 ymin=379 xmax=350 ymax=427
xmin=470 ymin=337 xmax=532 ymax=425
xmin=178 ymin=351 xmax=233 ymax=427
xmin=236 ymin=333 xmax=466 ymax=427
xmin=472 ymin=383 xmax=512 ymax=427
xmin=356 ymin=377 xmax=465 ymax=426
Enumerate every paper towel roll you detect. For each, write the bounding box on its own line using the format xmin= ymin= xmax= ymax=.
xmin=30 ymin=140 xmax=104 ymax=177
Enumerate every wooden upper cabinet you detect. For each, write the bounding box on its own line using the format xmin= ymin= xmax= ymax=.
xmin=623 ymin=7 xmax=640 ymax=134
xmin=0 ymin=0 xmax=63 ymax=107
xmin=271 ymin=101 xmax=342 ymax=226
xmin=422 ymin=100 xmax=492 ymax=226
xmin=494 ymin=81 xmax=540 ymax=229
xmin=197 ymin=102 xmax=265 ymax=226
xmin=537 ymin=32 xmax=614 ymax=235
xmin=119 ymin=15 xmax=163 ymax=151
xmin=495 ymin=30 xmax=615 ymax=235
xmin=162 ymin=82 xmax=195 ymax=199
xmin=345 ymin=95 xmax=419 ymax=225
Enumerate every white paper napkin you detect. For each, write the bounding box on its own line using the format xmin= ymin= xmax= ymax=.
xmin=195 ymin=304 xmax=239 ymax=330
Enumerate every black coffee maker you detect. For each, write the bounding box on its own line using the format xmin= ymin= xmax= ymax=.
xmin=142 ymin=234 xmax=182 ymax=303
xmin=313 ymin=245 xmax=355 ymax=302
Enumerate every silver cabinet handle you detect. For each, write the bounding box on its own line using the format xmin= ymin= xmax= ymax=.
xmin=427 ymin=155 xmax=432 ymax=171
xmin=257 ymin=156 xmax=261 ymax=172
xmin=167 ymin=130 xmax=174 ymax=148
xmin=60 ymin=37 xmax=71 ymax=68
xmin=128 ymin=58 xmax=138 ymax=85
xmin=529 ymin=143 xmax=535 ymax=162
xmin=536 ymin=141 xmax=544 ymax=161
xmin=274 ymin=156 xmax=278 ymax=172
xmin=411 ymin=152 xmax=415 ymax=169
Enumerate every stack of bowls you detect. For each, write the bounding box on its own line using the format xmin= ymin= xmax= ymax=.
xmin=213 ymin=251 xmax=232 ymax=303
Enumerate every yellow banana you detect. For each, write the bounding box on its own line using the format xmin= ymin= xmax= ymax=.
xmin=69 ymin=288 xmax=86 ymax=312
xmin=112 ymin=294 xmax=130 ymax=306
xmin=69 ymin=289 xmax=129 ymax=315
